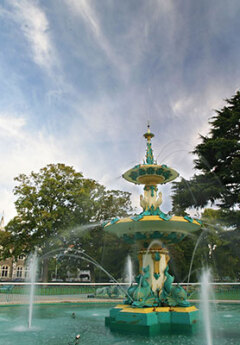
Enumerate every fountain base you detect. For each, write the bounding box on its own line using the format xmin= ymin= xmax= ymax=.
xmin=105 ymin=304 xmax=198 ymax=336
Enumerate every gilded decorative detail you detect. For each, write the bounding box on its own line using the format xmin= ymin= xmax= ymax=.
xmin=140 ymin=186 xmax=162 ymax=211
xmin=138 ymin=253 xmax=143 ymax=274
xmin=166 ymin=254 xmax=170 ymax=265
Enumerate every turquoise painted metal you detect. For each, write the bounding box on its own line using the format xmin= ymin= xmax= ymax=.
xmin=105 ymin=305 xmax=198 ymax=336
xmin=104 ymin=125 xmax=201 ymax=334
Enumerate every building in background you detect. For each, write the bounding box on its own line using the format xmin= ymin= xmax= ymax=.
xmin=0 ymin=214 xmax=91 ymax=282
xmin=0 ymin=214 xmax=29 ymax=281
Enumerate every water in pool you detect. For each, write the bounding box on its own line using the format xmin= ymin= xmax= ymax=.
xmin=0 ymin=303 xmax=239 ymax=345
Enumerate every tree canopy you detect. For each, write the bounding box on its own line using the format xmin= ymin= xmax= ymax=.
xmin=170 ymin=92 xmax=240 ymax=281
xmin=3 ymin=163 xmax=133 ymax=281
xmin=172 ymin=91 xmax=240 ymax=229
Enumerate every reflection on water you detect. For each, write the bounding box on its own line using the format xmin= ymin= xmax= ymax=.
xmin=12 ymin=325 xmax=41 ymax=332
xmin=0 ymin=303 xmax=239 ymax=345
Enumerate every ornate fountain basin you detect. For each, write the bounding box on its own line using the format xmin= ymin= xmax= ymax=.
xmin=104 ymin=214 xmax=201 ymax=245
xmin=122 ymin=164 xmax=179 ymax=185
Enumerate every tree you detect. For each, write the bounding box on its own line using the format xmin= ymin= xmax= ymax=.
xmin=170 ymin=92 xmax=240 ymax=281
xmin=172 ymin=91 xmax=240 ymax=229
xmin=5 ymin=163 xmax=132 ymax=281
xmin=167 ymin=209 xmax=240 ymax=283
xmin=201 ymin=209 xmax=240 ymax=280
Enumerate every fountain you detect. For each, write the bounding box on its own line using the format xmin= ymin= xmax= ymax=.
xmin=103 ymin=125 xmax=202 ymax=335
xmin=2 ymin=126 xmax=239 ymax=345
xmin=28 ymin=251 xmax=38 ymax=329
xmin=200 ymin=269 xmax=214 ymax=345
xmin=126 ymin=255 xmax=133 ymax=285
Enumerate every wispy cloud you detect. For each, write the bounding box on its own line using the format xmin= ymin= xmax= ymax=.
xmin=0 ymin=112 xmax=66 ymax=221
xmin=0 ymin=114 xmax=26 ymax=138
xmin=64 ymin=0 xmax=129 ymax=80
xmin=0 ymin=0 xmax=239 ymax=222
xmin=8 ymin=0 xmax=58 ymax=72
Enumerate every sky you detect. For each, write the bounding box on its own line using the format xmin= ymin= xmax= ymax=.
xmin=0 ymin=0 xmax=239 ymax=222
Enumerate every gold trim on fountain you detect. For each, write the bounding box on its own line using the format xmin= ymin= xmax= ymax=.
xmin=138 ymin=252 xmax=143 ymax=273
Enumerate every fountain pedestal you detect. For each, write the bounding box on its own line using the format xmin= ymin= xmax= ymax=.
xmin=103 ymin=126 xmax=201 ymax=335
xmin=105 ymin=304 xmax=198 ymax=335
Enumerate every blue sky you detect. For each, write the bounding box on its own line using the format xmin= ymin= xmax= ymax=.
xmin=0 ymin=0 xmax=239 ymax=222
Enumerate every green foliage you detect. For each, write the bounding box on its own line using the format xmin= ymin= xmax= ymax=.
xmin=57 ymin=227 xmax=131 ymax=282
xmin=168 ymin=208 xmax=240 ymax=282
xmin=172 ymin=91 xmax=240 ymax=229
xmin=172 ymin=175 xmax=224 ymax=212
xmin=193 ymin=91 xmax=240 ymax=209
xmin=171 ymin=92 xmax=240 ymax=281
xmin=4 ymin=163 xmax=133 ymax=281
xmin=201 ymin=208 xmax=240 ymax=280
xmin=0 ymin=231 xmax=12 ymax=257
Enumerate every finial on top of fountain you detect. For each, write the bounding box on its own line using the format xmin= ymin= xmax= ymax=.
xmin=122 ymin=124 xmax=179 ymax=185
xmin=143 ymin=122 xmax=154 ymax=141
xmin=143 ymin=123 xmax=155 ymax=165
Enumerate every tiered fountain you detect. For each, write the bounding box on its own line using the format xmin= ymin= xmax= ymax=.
xmin=104 ymin=125 xmax=202 ymax=335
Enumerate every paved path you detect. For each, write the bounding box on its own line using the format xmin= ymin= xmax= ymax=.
xmin=0 ymin=294 xmax=122 ymax=305
xmin=0 ymin=294 xmax=239 ymax=306
xmin=190 ymin=299 xmax=240 ymax=304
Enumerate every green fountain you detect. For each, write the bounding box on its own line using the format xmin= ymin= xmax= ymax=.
xmin=104 ymin=125 xmax=202 ymax=335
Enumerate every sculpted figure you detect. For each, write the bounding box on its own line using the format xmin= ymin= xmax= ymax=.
xmin=160 ymin=266 xmax=190 ymax=307
xmin=125 ymin=266 xmax=157 ymax=307
xmin=168 ymin=284 xmax=190 ymax=307
xmin=140 ymin=189 xmax=162 ymax=211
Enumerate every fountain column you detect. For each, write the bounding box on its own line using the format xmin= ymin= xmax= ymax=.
xmin=138 ymin=246 xmax=170 ymax=293
xmin=138 ymin=184 xmax=170 ymax=294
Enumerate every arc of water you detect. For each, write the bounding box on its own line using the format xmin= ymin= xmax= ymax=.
xmin=41 ymin=248 xmax=133 ymax=301
xmin=62 ymin=253 xmax=133 ymax=301
xmin=142 ymin=240 xmax=164 ymax=270
xmin=186 ymin=230 xmax=206 ymax=293
xmin=156 ymin=140 xmax=191 ymax=161
xmin=186 ymin=225 xmax=214 ymax=291
xmin=160 ymin=149 xmax=190 ymax=164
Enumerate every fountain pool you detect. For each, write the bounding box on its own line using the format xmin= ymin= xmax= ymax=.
xmin=1 ymin=302 xmax=240 ymax=345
